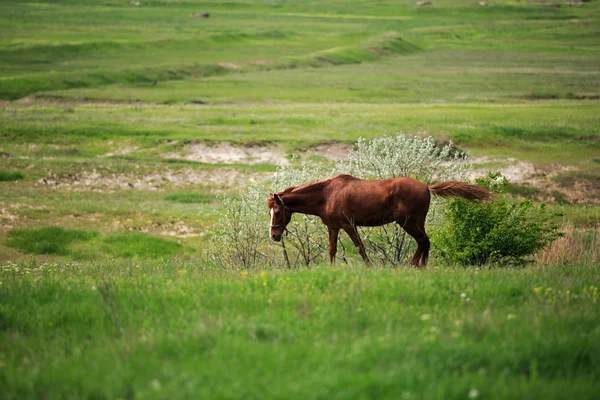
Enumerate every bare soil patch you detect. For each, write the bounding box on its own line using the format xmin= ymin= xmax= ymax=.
xmin=305 ymin=142 xmax=354 ymax=160
xmin=470 ymin=157 xmax=540 ymax=183
xmin=471 ymin=157 xmax=598 ymax=204
xmin=163 ymin=142 xmax=289 ymax=165
xmin=470 ymin=157 xmax=573 ymax=183
xmin=0 ymin=207 xmax=18 ymax=232
xmin=112 ymin=218 xmax=203 ymax=238
xmin=163 ymin=141 xmax=355 ymax=165
xmin=100 ymin=146 xmax=139 ymax=158
xmin=249 ymin=60 xmax=273 ymax=65
xmin=217 ymin=62 xmax=240 ymax=69
xmin=0 ymin=203 xmax=49 ymax=232
xmin=36 ymin=168 xmax=265 ymax=192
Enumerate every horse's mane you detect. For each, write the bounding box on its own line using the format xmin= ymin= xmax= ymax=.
xmin=267 ymin=178 xmax=332 ymax=208
xmin=267 ymin=185 xmax=294 ymax=208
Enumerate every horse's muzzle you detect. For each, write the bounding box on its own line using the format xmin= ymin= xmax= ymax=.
xmin=271 ymin=233 xmax=282 ymax=242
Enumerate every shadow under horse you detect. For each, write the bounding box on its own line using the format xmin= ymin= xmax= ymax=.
xmin=268 ymin=174 xmax=493 ymax=267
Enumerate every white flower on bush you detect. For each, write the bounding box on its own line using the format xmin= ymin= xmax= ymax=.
xmin=340 ymin=134 xmax=471 ymax=183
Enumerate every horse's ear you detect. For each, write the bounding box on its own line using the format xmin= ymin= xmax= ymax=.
xmin=273 ymin=193 xmax=283 ymax=206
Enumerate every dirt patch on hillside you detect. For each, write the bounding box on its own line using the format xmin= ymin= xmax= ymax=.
xmin=0 ymin=207 xmax=18 ymax=232
xmin=36 ymin=168 xmax=265 ymax=192
xmin=0 ymin=203 xmax=49 ymax=232
xmin=113 ymin=218 xmax=203 ymax=238
xmin=470 ymin=157 xmax=574 ymax=182
xmin=305 ymin=142 xmax=355 ymax=160
xmin=164 ymin=141 xmax=355 ymax=165
xmin=249 ymin=60 xmax=273 ymax=65
xmin=470 ymin=157 xmax=542 ymax=183
xmin=100 ymin=146 xmax=139 ymax=158
xmin=163 ymin=142 xmax=289 ymax=165
xmin=470 ymin=157 xmax=599 ymax=204
xmin=218 ymin=62 xmax=240 ymax=69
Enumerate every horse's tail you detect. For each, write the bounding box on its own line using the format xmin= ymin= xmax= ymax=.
xmin=428 ymin=181 xmax=494 ymax=202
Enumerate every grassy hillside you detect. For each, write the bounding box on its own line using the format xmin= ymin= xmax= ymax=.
xmin=1 ymin=0 xmax=599 ymax=99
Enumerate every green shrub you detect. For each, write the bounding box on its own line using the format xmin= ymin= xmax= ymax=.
xmin=102 ymin=232 xmax=183 ymax=259
xmin=434 ymin=173 xmax=563 ymax=266
xmin=7 ymin=227 xmax=97 ymax=255
xmin=0 ymin=170 xmax=24 ymax=181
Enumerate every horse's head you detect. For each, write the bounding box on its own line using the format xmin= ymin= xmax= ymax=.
xmin=267 ymin=193 xmax=292 ymax=242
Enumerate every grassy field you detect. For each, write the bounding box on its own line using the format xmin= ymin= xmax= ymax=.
xmin=1 ymin=0 xmax=600 ymax=398
xmin=1 ymin=263 xmax=599 ymax=399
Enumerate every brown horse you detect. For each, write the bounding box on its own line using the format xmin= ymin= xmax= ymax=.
xmin=267 ymin=174 xmax=493 ymax=267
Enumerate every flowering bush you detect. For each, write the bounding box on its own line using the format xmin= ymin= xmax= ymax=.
xmin=213 ymin=186 xmax=273 ymax=269
xmin=342 ymin=135 xmax=471 ymax=183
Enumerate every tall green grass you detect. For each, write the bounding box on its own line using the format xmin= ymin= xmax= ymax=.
xmin=0 ymin=170 xmax=24 ymax=181
xmin=7 ymin=227 xmax=97 ymax=255
xmin=102 ymin=232 xmax=184 ymax=258
xmin=164 ymin=192 xmax=217 ymax=204
xmin=0 ymin=262 xmax=598 ymax=399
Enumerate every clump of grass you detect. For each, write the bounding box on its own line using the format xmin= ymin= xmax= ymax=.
xmin=507 ymin=183 xmax=542 ymax=199
xmin=279 ymin=32 xmax=420 ymax=69
xmin=535 ymin=225 xmax=599 ymax=266
xmin=0 ymin=170 xmax=24 ymax=181
xmin=490 ymin=125 xmax=579 ymax=142
xmin=550 ymin=190 xmax=570 ymax=205
xmin=553 ymin=170 xmax=600 ymax=191
xmin=102 ymin=232 xmax=183 ymax=258
xmin=523 ymin=91 xmax=561 ymax=100
xmin=164 ymin=192 xmax=216 ymax=204
xmin=0 ymin=64 xmax=229 ymax=100
xmin=7 ymin=226 xmax=97 ymax=255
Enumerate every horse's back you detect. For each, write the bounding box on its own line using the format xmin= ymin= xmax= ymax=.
xmin=330 ymin=175 xmax=429 ymax=197
xmin=324 ymin=175 xmax=430 ymax=227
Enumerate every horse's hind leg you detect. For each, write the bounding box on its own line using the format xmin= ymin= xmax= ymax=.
xmin=328 ymin=227 xmax=339 ymax=264
xmin=419 ymin=228 xmax=431 ymax=266
xmin=343 ymin=226 xmax=371 ymax=265
xmin=401 ymin=219 xmax=430 ymax=267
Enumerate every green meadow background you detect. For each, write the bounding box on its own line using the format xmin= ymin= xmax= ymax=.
xmin=0 ymin=0 xmax=599 ymax=398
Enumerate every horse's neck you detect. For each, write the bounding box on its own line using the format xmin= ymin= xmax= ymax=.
xmin=281 ymin=181 xmax=327 ymax=216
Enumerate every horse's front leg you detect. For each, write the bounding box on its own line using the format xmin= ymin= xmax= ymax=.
xmin=343 ymin=226 xmax=371 ymax=265
xmin=328 ymin=227 xmax=339 ymax=264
